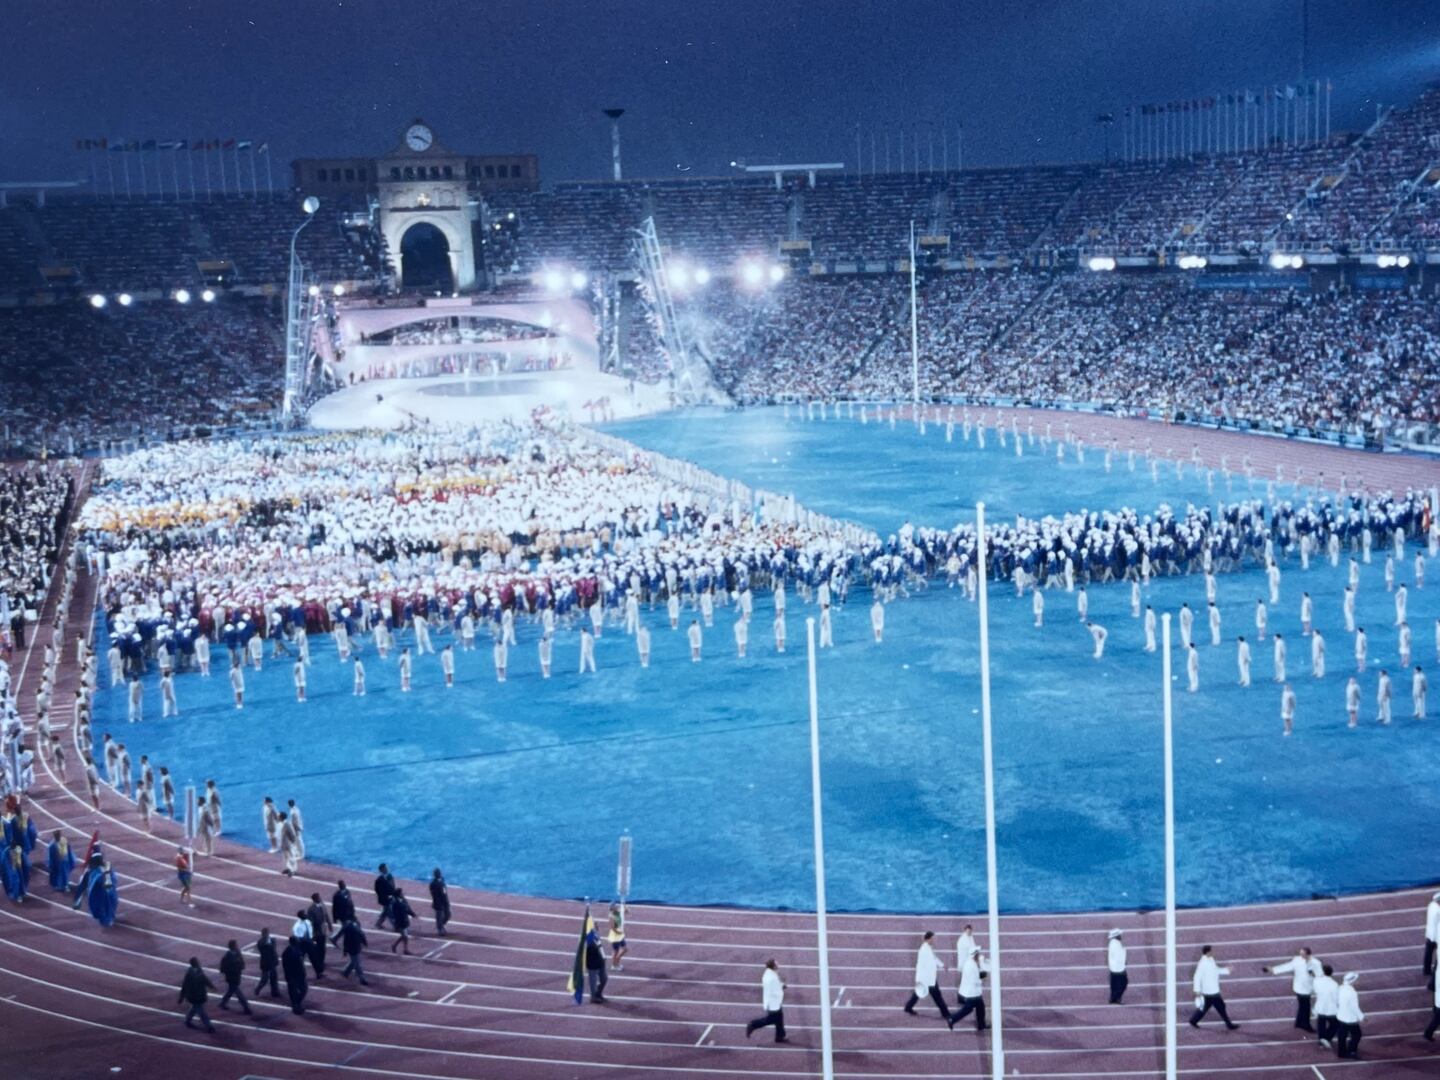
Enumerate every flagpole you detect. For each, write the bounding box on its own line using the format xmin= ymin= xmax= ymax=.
xmin=249 ymin=148 xmax=259 ymax=198
xmin=909 ymin=219 xmax=920 ymax=407
xmin=203 ymin=147 xmax=212 ymax=201
xmin=264 ymin=149 xmax=274 ymax=195
xmin=976 ymin=501 xmax=1004 ymax=1080
xmin=1162 ymin=612 xmax=1177 ymax=1080
xmin=184 ymin=785 xmax=197 ymax=843
xmin=805 ymin=617 xmax=836 ymax=1080
xmin=187 ymin=148 xmax=197 ymax=202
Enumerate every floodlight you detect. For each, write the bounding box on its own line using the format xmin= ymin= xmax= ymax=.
xmin=569 ymin=271 xmax=588 ymax=290
xmin=307 ymin=284 xmax=321 ymax=297
xmin=1397 ymin=255 xmax=1411 ymax=268
xmin=741 ymin=262 xmax=764 ymax=286
xmin=301 ymin=196 xmax=320 ymax=215
xmin=1087 ymin=256 xmax=1116 ymax=272
xmin=694 ymin=266 xmax=711 ymax=285
xmin=89 ymin=294 xmax=107 ymax=309
xmin=174 ymin=289 xmax=192 ymax=304
xmin=333 ymin=284 xmax=346 ymax=297
xmin=201 ymin=288 xmax=216 ymax=303
xmin=117 ymin=293 xmax=133 ymax=307
xmin=540 ymin=269 xmax=565 ymax=293
xmin=768 ymin=265 xmax=785 ymax=283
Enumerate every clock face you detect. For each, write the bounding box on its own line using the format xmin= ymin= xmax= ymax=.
xmin=405 ymin=124 xmax=433 ymax=152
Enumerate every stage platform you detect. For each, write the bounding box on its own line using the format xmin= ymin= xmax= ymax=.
xmin=305 ymin=370 xmax=673 ymax=429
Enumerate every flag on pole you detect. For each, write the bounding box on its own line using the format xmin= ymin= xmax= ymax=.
xmin=565 ymin=906 xmax=596 ymax=1004
xmin=256 ymin=142 xmax=269 ymax=154
xmin=236 ymin=140 xmax=253 ymax=150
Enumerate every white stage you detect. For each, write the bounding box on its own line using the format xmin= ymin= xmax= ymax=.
xmin=305 ymin=370 xmax=674 ymax=430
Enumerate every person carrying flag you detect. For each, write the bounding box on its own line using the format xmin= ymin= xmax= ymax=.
xmin=567 ymin=905 xmax=609 ymax=1004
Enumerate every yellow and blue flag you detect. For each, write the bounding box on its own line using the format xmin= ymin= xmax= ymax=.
xmin=566 ymin=906 xmax=596 ymax=1004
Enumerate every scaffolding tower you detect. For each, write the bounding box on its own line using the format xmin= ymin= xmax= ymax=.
xmin=630 ymin=216 xmax=729 ymax=404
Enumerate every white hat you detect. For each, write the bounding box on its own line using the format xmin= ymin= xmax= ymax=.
xmin=1343 ymin=972 xmax=1359 ymax=985
xmin=1107 ymin=929 xmax=1123 ymax=940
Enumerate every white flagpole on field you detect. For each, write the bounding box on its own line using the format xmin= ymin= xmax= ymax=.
xmin=909 ymin=220 xmax=920 ymax=408
xmin=1162 ymin=612 xmax=1178 ymax=1080
xmin=805 ymin=616 xmax=836 ymax=1080
xmin=975 ymin=502 xmax=1004 ymax=1078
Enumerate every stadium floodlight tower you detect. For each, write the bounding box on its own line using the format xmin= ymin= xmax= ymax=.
xmin=630 ymin=216 xmax=727 ymax=404
xmin=282 ymin=196 xmax=321 ymax=421
xmin=603 ymin=108 xmax=625 ymax=181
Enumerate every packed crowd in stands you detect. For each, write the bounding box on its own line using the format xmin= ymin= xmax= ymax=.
xmin=629 ymin=270 xmax=1440 ymax=438
xmin=2 ymin=86 xmax=1440 ymax=456
xmin=0 ymin=298 xmax=283 ymax=455
xmin=1282 ymin=89 xmax=1440 ymax=247
xmin=0 ymin=465 xmax=73 ymax=659
xmin=0 ymin=196 xmax=386 ymax=294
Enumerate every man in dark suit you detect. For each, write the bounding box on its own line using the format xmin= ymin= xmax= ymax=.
xmin=254 ymin=928 xmax=280 ymax=997
xmin=282 ymin=935 xmax=309 ymax=1015
xmin=373 ymin=863 xmax=396 ymax=928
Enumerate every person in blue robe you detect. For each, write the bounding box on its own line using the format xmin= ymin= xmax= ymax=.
xmin=10 ymin=808 xmax=38 ymax=856
xmin=84 ymin=861 xmax=119 ymax=926
xmin=3 ymin=842 xmax=29 ymax=902
xmin=47 ymin=831 xmax=75 ymax=892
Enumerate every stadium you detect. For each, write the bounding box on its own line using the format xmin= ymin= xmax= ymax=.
xmin=4 ymin=4 xmax=1440 ymax=1078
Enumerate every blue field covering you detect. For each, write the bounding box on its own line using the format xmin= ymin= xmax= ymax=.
xmin=89 ymin=408 xmax=1440 ymax=913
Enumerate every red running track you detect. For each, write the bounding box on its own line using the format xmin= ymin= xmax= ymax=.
xmin=6 ymin=434 xmax=1440 ymax=1080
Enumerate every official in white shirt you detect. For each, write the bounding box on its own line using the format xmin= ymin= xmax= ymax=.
xmin=903 ymin=931 xmax=954 ymax=1024
xmin=743 ymin=959 xmax=788 ymax=1044
xmin=1188 ymin=945 xmax=1239 ymax=1030
xmin=1424 ymin=891 xmax=1440 ymax=987
xmin=1107 ymin=929 xmax=1128 ymax=1004
xmin=949 ymin=947 xmax=991 ymax=1031
xmin=1262 ymin=946 xmax=1322 ymax=1032
xmin=1335 ymin=972 xmax=1364 ymax=1059
xmin=1312 ymin=963 xmax=1340 ymax=1049
xmin=1423 ymin=967 xmax=1440 ymax=1041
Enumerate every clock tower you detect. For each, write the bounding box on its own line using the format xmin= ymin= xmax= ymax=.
xmin=377 ymin=119 xmax=477 ymax=292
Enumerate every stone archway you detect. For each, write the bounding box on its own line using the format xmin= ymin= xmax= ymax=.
xmin=379 ymin=211 xmax=474 ymax=292
xmin=399 ymin=222 xmax=455 ymax=292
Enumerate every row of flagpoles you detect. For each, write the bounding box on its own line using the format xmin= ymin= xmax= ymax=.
xmin=852 ymin=121 xmax=965 ymax=180
xmin=74 ymin=138 xmax=275 ymax=201
xmin=1118 ymin=78 xmax=1335 ymax=163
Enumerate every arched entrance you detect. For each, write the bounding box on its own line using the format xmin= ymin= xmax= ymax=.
xmin=400 ymin=222 xmax=455 ymax=293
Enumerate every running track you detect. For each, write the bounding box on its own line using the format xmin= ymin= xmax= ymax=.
xmin=6 ymin=428 xmax=1440 ymax=1080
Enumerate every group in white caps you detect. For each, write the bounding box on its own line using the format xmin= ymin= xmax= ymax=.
xmin=891 ymin=927 xmax=1379 ymax=1060
xmin=903 ymin=928 xmax=991 ymax=1031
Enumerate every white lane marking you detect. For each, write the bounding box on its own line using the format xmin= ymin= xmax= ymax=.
xmin=435 ymin=984 xmax=464 ymax=1005
xmin=695 ymin=1023 xmax=713 ymax=1046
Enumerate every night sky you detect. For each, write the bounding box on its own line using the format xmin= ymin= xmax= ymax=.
xmin=2 ymin=0 xmax=1436 ymax=188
